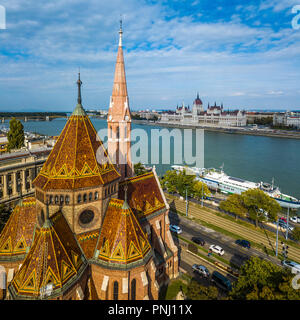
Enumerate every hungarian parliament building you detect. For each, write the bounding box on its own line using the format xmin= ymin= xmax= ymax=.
xmin=160 ymin=94 xmax=247 ymax=127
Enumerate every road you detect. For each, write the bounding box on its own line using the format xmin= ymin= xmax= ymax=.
xmin=166 ymin=195 xmax=300 ymax=263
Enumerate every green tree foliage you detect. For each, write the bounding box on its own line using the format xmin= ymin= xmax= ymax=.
xmin=7 ymin=117 xmax=25 ymax=152
xmin=219 ymin=189 xmax=280 ymax=226
xmin=219 ymin=193 xmax=248 ymax=220
xmin=230 ymin=256 xmax=300 ymax=300
xmin=187 ymin=279 xmax=219 ymax=300
xmin=291 ymin=226 xmax=300 ymax=241
xmin=133 ymin=162 xmax=148 ymax=176
xmin=241 ymin=189 xmax=280 ymax=226
xmin=161 ymin=169 xmax=210 ymax=199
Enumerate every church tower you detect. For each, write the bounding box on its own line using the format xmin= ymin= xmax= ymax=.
xmin=107 ymin=20 xmax=133 ymax=181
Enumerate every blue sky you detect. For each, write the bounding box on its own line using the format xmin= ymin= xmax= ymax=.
xmin=0 ymin=0 xmax=299 ymax=111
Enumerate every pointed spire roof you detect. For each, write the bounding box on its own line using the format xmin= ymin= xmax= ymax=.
xmin=33 ymin=74 xmax=120 ymax=191
xmin=94 ymin=198 xmax=151 ymax=266
xmin=108 ymin=21 xmax=131 ymax=122
xmin=9 ymin=211 xmax=88 ymax=299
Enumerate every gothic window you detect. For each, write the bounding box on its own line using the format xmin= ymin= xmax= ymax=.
xmin=131 ymin=279 xmax=136 ymax=300
xmin=65 ymin=195 xmax=70 ymax=205
xmin=60 ymin=195 xmax=64 ymax=204
xmin=116 ymin=126 xmax=119 ymax=139
xmin=113 ymin=281 xmax=119 ymax=300
xmin=77 ymin=194 xmax=81 ymax=203
xmin=55 ymin=195 xmax=59 ymax=204
xmin=83 ymin=193 xmax=87 ymax=203
xmin=89 ymin=192 xmax=93 ymax=201
xmin=94 ymin=191 xmax=99 ymax=200
xmin=49 ymin=195 xmax=53 ymax=204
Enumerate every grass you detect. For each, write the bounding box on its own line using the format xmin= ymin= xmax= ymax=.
xmin=158 ymin=276 xmax=190 ymax=300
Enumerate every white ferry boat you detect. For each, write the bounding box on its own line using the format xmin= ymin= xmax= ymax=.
xmin=171 ymin=165 xmax=300 ymax=209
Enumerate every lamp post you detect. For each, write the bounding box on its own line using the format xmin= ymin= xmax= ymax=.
xmin=286 ymin=207 xmax=290 ymax=240
xmin=276 ymin=217 xmax=279 ymax=257
xmin=201 ymin=182 xmax=204 ymax=207
xmin=186 ymin=188 xmax=188 ymax=217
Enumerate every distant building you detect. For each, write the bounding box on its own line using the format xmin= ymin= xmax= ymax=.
xmin=160 ymin=94 xmax=247 ymax=127
xmin=273 ymin=111 xmax=300 ymax=129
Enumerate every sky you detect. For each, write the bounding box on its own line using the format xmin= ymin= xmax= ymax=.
xmin=0 ymin=0 xmax=300 ymax=112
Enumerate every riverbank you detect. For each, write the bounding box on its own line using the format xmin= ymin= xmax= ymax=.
xmin=132 ymin=120 xmax=300 ymax=140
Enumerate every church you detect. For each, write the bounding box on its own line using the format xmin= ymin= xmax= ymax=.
xmin=0 ymin=24 xmax=179 ymax=300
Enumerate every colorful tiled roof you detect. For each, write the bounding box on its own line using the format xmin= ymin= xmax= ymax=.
xmin=10 ymin=211 xmax=87 ymax=298
xmin=118 ymin=172 xmax=166 ymax=218
xmin=94 ymin=198 xmax=151 ymax=265
xmin=0 ymin=197 xmax=36 ymax=260
xmin=76 ymin=230 xmax=99 ymax=260
xmin=33 ymin=111 xmax=120 ymax=190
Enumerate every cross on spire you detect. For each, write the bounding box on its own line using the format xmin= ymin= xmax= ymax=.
xmin=77 ymin=72 xmax=82 ymax=105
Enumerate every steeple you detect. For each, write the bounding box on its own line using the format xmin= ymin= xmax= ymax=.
xmin=73 ymin=72 xmax=86 ymax=116
xmin=107 ymin=21 xmax=133 ymax=180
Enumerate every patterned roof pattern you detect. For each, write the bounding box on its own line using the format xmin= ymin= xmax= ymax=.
xmin=10 ymin=211 xmax=87 ymax=298
xmin=33 ymin=112 xmax=120 ymax=190
xmin=118 ymin=172 xmax=166 ymax=218
xmin=76 ymin=230 xmax=99 ymax=260
xmin=0 ymin=197 xmax=36 ymax=259
xmin=95 ymin=198 xmax=151 ymax=265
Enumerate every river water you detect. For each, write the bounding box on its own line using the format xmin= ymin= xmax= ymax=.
xmin=3 ymin=117 xmax=300 ymax=202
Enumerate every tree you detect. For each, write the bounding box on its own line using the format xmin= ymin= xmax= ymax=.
xmin=230 ymin=256 xmax=300 ymax=300
xmin=160 ymin=170 xmax=178 ymax=193
xmin=219 ymin=193 xmax=248 ymax=220
xmin=187 ymin=279 xmax=219 ymax=300
xmin=192 ymin=181 xmax=211 ymax=201
xmin=241 ymin=188 xmax=281 ymax=227
xmin=134 ymin=162 xmax=148 ymax=176
xmin=291 ymin=226 xmax=300 ymax=241
xmin=7 ymin=117 xmax=25 ymax=152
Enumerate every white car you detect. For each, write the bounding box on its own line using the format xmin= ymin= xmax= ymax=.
xmin=282 ymin=260 xmax=300 ymax=274
xmin=290 ymin=216 xmax=300 ymax=224
xmin=209 ymin=245 xmax=225 ymax=256
xmin=169 ymin=224 xmax=182 ymax=234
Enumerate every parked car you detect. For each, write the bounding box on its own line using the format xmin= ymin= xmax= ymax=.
xmin=191 ymin=237 xmax=205 ymax=246
xmin=169 ymin=224 xmax=182 ymax=234
xmin=235 ymin=239 xmax=251 ymax=249
xmin=279 ymin=217 xmax=287 ymax=223
xmin=211 ymin=271 xmax=232 ymax=291
xmin=209 ymin=245 xmax=224 ymax=256
xmin=290 ymin=216 xmax=300 ymax=224
xmin=281 ymin=260 xmax=300 ymax=274
xmin=192 ymin=264 xmax=210 ymax=277
xmin=279 ymin=221 xmax=294 ymax=231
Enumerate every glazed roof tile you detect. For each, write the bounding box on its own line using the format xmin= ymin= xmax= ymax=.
xmin=0 ymin=197 xmax=36 ymax=260
xmin=33 ymin=113 xmax=120 ymax=190
xmin=94 ymin=198 xmax=151 ymax=265
xmin=10 ymin=211 xmax=87 ymax=298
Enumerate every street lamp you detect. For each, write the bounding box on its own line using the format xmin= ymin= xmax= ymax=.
xmin=286 ymin=207 xmax=290 ymax=240
xmin=276 ymin=217 xmax=279 ymax=257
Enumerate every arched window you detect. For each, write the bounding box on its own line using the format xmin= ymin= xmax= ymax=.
xmin=60 ymin=195 xmax=64 ymax=204
xmin=83 ymin=194 xmax=87 ymax=203
xmin=94 ymin=192 xmax=99 ymax=200
xmin=55 ymin=195 xmax=59 ymax=204
xmin=49 ymin=195 xmax=53 ymax=204
xmin=116 ymin=126 xmax=119 ymax=139
xmin=65 ymin=195 xmax=70 ymax=205
xmin=113 ymin=281 xmax=119 ymax=300
xmin=131 ymin=279 xmax=136 ymax=300
xmin=89 ymin=192 xmax=93 ymax=201
xmin=77 ymin=194 xmax=81 ymax=203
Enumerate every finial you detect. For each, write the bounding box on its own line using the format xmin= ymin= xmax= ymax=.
xmin=122 ymin=184 xmax=130 ymax=210
xmin=42 ymin=200 xmax=52 ymax=229
xmin=119 ymin=16 xmax=123 ymax=47
xmin=77 ymin=71 xmax=82 ymax=105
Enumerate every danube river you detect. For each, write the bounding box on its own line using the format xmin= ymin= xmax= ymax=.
xmin=3 ymin=118 xmax=300 ymax=202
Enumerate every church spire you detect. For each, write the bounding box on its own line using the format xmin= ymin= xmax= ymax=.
xmin=119 ymin=18 xmax=123 ymax=47
xmin=73 ymin=72 xmax=86 ymax=116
